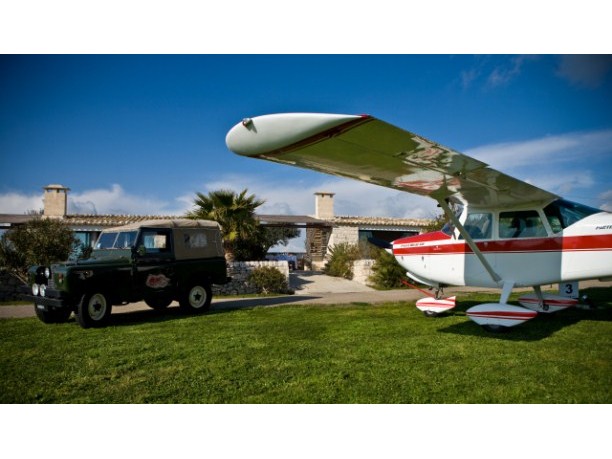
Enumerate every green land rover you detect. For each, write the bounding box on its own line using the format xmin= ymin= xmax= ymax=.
xmin=21 ymin=219 xmax=229 ymax=328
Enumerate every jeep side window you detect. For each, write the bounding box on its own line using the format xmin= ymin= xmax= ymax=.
xmin=140 ymin=230 xmax=171 ymax=254
xmin=96 ymin=232 xmax=118 ymax=249
xmin=184 ymin=230 xmax=208 ymax=249
xmin=115 ymin=231 xmax=138 ymax=248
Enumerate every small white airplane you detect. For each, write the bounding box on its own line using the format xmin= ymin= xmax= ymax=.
xmin=226 ymin=113 xmax=612 ymax=332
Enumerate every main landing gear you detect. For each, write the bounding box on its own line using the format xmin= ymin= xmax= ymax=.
xmin=465 ymin=283 xmax=577 ymax=332
xmin=402 ymin=280 xmax=457 ymax=318
xmin=464 ymin=282 xmax=537 ymax=332
xmin=416 ymin=287 xmax=457 ymax=317
xmin=410 ymin=280 xmax=578 ymax=333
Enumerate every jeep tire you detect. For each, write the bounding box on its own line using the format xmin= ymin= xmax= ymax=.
xmin=145 ymin=296 xmax=173 ymax=310
xmin=179 ymin=282 xmax=212 ymax=313
xmin=34 ymin=306 xmax=72 ymax=324
xmin=76 ymin=292 xmax=112 ymax=328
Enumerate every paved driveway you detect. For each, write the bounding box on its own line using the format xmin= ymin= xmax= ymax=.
xmin=2 ymin=274 xmax=608 ymax=320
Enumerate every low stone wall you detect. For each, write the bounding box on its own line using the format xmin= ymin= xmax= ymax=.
xmin=213 ymin=260 xmax=290 ymax=295
xmin=352 ymin=259 xmax=374 ymax=286
xmin=0 ymin=271 xmax=25 ymax=302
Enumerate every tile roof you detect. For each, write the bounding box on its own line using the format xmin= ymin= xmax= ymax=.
xmin=63 ymin=214 xmax=176 ymax=227
xmin=2 ymin=213 xmax=433 ymax=229
xmin=332 ymin=215 xmax=431 ymax=228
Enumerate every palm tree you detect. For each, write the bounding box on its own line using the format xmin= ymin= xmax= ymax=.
xmin=187 ymin=189 xmax=265 ymax=261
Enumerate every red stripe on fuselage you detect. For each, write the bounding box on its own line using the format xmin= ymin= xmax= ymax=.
xmin=393 ymin=234 xmax=612 ymax=256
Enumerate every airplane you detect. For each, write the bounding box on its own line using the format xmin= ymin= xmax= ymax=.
xmin=225 ymin=113 xmax=612 ymax=332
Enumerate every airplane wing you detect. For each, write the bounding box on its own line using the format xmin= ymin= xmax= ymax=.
xmin=226 ymin=113 xmax=558 ymax=208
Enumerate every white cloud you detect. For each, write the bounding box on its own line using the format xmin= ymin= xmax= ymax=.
xmin=68 ymin=184 xmax=192 ymax=216
xmin=0 ymin=184 xmax=192 ymax=216
xmin=466 ymin=129 xmax=612 ymax=204
xmin=198 ymin=173 xmax=437 ymax=219
xmin=0 ymin=192 xmax=44 ymax=214
xmin=466 ymin=129 xmax=612 ymax=171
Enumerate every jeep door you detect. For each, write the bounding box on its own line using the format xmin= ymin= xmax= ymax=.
xmin=133 ymin=228 xmax=177 ymax=301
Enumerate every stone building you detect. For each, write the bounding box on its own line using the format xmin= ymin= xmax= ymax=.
xmin=306 ymin=192 xmax=432 ymax=270
xmin=1 ymin=185 xmax=433 ymax=271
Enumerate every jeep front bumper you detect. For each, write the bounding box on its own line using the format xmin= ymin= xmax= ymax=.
xmin=20 ymin=285 xmax=73 ymax=310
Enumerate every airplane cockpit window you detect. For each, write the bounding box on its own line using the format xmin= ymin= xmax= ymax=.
xmin=440 ymin=204 xmax=463 ymax=237
xmin=459 ymin=213 xmax=492 ymax=240
xmin=543 ymin=199 xmax=601 ymax=233
xmin=441 ymin=221 xmax=455 ymax=237
xmin=499 ymin=210 xmax=547 ymax=239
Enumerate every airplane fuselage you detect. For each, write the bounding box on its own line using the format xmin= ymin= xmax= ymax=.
xmin=393 ymin=201 xmax=612 ymax=289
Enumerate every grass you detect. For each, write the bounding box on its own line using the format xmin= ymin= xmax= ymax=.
xmin=1 ymin=288 xmax=610 ymax=403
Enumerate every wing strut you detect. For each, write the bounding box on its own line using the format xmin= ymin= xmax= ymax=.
xmin=437 ymin=199 xmax=502 ymax=285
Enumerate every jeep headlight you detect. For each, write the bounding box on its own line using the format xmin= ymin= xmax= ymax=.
xmin=39 ymin=284 xmax=46 ymax=297
xmin=32 ymin=283 xmax=40 ymax=296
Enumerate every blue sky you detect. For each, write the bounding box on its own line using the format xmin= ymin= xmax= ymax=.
xmin=1 ymin=55 xmax=611 ymax=234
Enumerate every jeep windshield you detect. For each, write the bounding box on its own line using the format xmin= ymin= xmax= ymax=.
xmin=95 ymin=231 xmax=138 ymax=249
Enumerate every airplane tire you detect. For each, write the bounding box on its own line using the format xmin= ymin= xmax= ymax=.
xmin=481 ymin=324 xmax=510 ymax=333
xmin=423 ymin=310 xmax=441 ymax=318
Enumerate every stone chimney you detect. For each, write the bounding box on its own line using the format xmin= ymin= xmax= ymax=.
xmin=43 ymin=184 xmax=70 ymax=218
xmin=314 ymin=192 xmax=335 ymax=220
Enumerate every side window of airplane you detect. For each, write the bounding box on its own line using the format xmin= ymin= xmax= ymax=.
xmin=459 ymin=213 xmax=492 ymax=240
xmin=499 ymin=210 xmax=547 ymax=239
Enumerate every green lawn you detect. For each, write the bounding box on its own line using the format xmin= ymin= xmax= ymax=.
xmin=1 ymin=288 xmax=610 ymax=403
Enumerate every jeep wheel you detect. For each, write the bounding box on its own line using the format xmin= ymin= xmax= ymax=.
xmin=145 ymin=297 xmax=173 ymax=310
xmin=76 ymin=292 xmax=112 ymax=328
xmin=34 ymin=306 xmax=72 ymax=324
xmin=179 ymin=283 xmax=212 ymax=313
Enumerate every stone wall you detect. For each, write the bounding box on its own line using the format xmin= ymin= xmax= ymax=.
xmin=213 ymin=260 xmax=290 ymax=295
xmin=352 ymin=259 xmax=374 ymax=287
xmin=0 ymin=271 xmax=25 ymax=302
xmin=328 ymin=226 xmax=359 ymax=247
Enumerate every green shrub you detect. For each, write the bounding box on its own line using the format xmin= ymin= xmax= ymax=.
xmin=248 ymin=266 xmax=291 ymax=294
xmin=0 ymin=219 xmax=77 ymax=283
xmin=324 ymin=243 xmax=361 ymax=280
xmin=368 ymin=247 xmax=408 ymax=290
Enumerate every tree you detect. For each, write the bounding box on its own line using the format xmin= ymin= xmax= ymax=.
xmin=186 ymin=189 xmax=265 ymax=261
xmin=234 ymin=226 xmax=301 ymax=261
xmin=0 ymin=218 xmax=78 ymax=282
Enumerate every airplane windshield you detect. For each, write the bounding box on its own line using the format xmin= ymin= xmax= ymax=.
xmin=440 ymin=204 xmax=463 ymax=237
xmin=543 ymin=199 xmax=602 ymax=233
